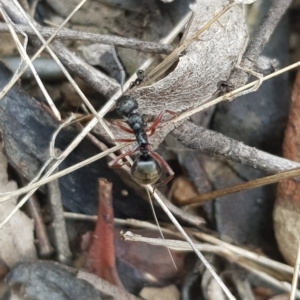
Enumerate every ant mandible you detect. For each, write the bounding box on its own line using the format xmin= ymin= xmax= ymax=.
xmin=109 ymin=95 xmax=174 ymax=186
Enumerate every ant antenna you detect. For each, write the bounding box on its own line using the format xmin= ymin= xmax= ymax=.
xmin=111 ymin=46 xmax=125 ymax=93
xmin=145 ymin=187 xmax=177 ymax=270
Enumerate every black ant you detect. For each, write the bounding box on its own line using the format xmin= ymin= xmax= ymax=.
xmin=129 ymin=69 xmax=145 ymax=89
xmin=109 ymin=95 xmax=174 ymax=186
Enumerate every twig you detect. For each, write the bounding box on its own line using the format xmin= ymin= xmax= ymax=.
xmin=17 ymin=0 xmax=30 ymax=13
xmin=122 ymin=231 xmax=300 ymax=296
xmin=122 ymin=230 xmax=293 ymax=275
xmin=64 ymin=212 xmax=97 ymax=222
xmin=229 ymin=0 xmax=293 ymax=91
xmin=117 ymin=215 xmax=295 ymax=276
xmin=173 ymin=121 xmax=300 ymax=177
xmin=64 ymin=211 xmax=202 ymax=234
xmin=242 ymin=0 xmax=293 ymax=66
xmin=0 ymin=22 xmax=173 ymax=55
xmin=25 ymin=192 xmax=53 ymax=258
xmin=47 ymin=167 xmax=72 ymax=264
xmin=121 ymin=231 xmax=223 ymax=253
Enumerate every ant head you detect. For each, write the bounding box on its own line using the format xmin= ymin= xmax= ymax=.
xmin=136 ymin=69 xmax=145 ymax=80
xmin=116 ymin=95 xmax=138 ymax=118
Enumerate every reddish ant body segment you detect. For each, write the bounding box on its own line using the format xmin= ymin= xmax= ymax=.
xmin=109 ymin=95 xmax=174 ymax=186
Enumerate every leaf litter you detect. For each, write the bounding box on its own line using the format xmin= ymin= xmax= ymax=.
xmin=0 ymin=0 xmax=299 ymax=299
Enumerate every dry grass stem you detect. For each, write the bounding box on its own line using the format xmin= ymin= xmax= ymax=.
xmin=0 ymin=144 xmax=126 ymax=203
xmin=193 ymin=231 xmax=293 ymax=275
xmin=0 ymin=4 xmax=60 ymax=119
xmin=122 ymin=231 xmax=299 ymax=296
xmin=290 ymin=242 xmax=300 ymax=300
xmin=3 ymin=0 xmax=114 ymax=137
xmin=149 ymin=186 xmax=235 ymax=299
xmin=166 ymin=59 xmax=300 ymax=127
xmin=237 ymin=260 xmax=300 ymax=298
xmin=145 ymin=187 xmax=177 ymax=270
xmin=0 ymin=0 xmax=87 ymax=108
xmin=183 ymin=167 xmax=300 ymax=206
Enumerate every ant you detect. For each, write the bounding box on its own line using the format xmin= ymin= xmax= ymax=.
xmin=129 ymin=69 xmax=145 ymax=89
xmin=108 ymin=95 xmax=174 ymax=186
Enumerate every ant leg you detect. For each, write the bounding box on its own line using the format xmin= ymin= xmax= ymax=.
xmin=150 ymin=151 xmax=174 ymax=187
xmin=147 ymin=110 xmax=177 ymax=136
xmin=115 ymin=138 xmax=136 ymax=143
xmin=109 ymin=146 xmax=139 ymax=168
xmin=113 ymin=121 xmax=134 ymax=134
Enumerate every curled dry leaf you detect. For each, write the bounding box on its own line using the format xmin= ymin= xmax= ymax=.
xmin=0 ymin=144 xmax=36 ymax=267
xmin=131 ymin=0 xmax=249 ymax=117
xmin=274 ymin=71 xmax=300 ymax=265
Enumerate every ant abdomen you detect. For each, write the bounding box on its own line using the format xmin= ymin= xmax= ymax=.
xmin=131 ymin=155 xmax=162 ymax=185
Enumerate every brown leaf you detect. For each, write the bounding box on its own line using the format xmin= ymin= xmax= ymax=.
xmin=274 ymin=71 xmax=300 ymax=265
xmin=85 ymin=178 xmax=123 ymax=287
xmin=170 ymin=176 xmax=198 ymax=206
xmin=115 ymin=228 xmax=185 ymax=285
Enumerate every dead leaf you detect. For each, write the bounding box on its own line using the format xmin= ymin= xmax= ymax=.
xmin=84 ymin=178 xmax=123 ymax=287
xmin=0 ymin=143 xmax=36 ymax=267
xmin=169 ymin=176 xmax=198 ymax=206
xmin=115 ymin=228 xmax=185 ymax=287
xmin=274 ymin=70 xmax=300 ymax=265
xmin=131 ymin=0 xmax=249 ymax=117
